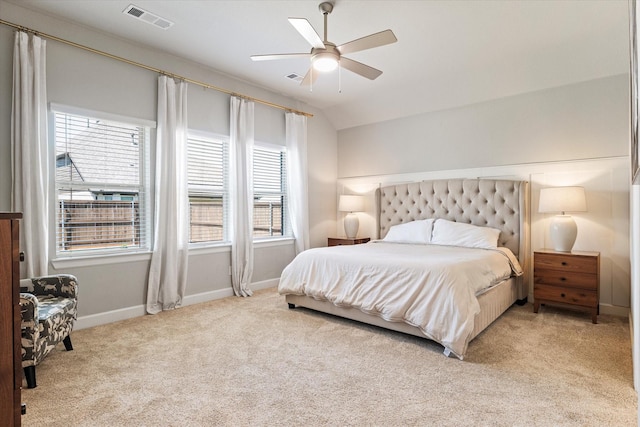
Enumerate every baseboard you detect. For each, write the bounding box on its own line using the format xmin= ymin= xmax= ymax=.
xmin=249 ymin=278 xmax=280 ymax=291
xmin=182 ymin=287 xmax=235 ymax=307
xmin=629 ymin=310 xmax=634 ymax=361
xmin=75 ymin=278 xmax=280 ymax=330
xmin=527 ymin=294 xmax=629 ymax=318
xmin=599 ymin=303 xmax=630 ymax=318
xmin=75 ymin=304 xmax=146 ymax=330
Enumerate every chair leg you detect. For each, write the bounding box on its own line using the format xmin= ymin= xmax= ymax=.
xmin=24 ymin=366 xmax=37 ymax=389
xmin=63 ymin=335 xmax=73 ymax=351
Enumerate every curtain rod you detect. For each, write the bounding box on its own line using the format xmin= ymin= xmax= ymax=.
xmin=0 ymin=18 xmax=313 ymax=118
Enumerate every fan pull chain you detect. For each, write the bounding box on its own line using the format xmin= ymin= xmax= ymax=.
xmin=310 ymin=61 xmax=313 ymax=93
xmin=338 ymin=60 xmax=342 ymax=93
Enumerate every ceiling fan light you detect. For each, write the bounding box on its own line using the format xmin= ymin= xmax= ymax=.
xmin=313 ymin=53 xmax=338 ymax=72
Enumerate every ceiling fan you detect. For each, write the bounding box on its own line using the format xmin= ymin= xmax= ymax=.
xmin=251 ymin=1 xmax=397 ymax=87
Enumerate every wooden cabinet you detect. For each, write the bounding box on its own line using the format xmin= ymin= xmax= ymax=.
xmin=328 ymin=237 xmax=370 ymax=247
xmin=0 ymin=213 xmax=22 ymax=426
xmin=533 ymin=249 xmax=600 ymax=324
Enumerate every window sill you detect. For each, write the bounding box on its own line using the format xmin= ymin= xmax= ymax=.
xmin=253 ymin=237 xmax=296 ymax=248
xmin=189 ymin=237 xmax=294 ymax=253
xmin=51 ymin=238 xmax=295 ymax=268
xmin=51 ymin=251 xmax=152 ymax=269
xmin=188 ymin=243 xmax=231 ymax=255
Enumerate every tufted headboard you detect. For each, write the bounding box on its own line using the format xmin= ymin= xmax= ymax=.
xmin=375 ymin=178 xmax=529 ymax=260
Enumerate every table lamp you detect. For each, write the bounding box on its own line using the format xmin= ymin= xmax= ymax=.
xmin=338 ymin=195 xmax=364 ymax=239
xmin=538 ymin=186 xmax=587 ymax=252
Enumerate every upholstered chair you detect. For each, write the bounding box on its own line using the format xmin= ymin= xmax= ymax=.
xmin=19 ymin=274 xmax=78 ymax=389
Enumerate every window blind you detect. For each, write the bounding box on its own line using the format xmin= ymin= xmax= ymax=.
xmin=253 ymin=145 xmax=289 ymax=238
xmin=54 ymin=111 xmax=150 ymax=254
xmin=187 ymin=135 xmax=228 ymax=243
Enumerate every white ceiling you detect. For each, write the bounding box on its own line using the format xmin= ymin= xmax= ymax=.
xmin=7 ymin=0 xmax=630 ymax=130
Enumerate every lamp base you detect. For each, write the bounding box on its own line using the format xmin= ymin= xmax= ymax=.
xmin=344 ymin=212 xmax=359 ymax=239
xmin=549 ymin=215 xmax=577 ymax=252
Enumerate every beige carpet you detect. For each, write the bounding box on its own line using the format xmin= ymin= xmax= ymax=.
xmin=21 ymin=288 xmax=637 ymax=426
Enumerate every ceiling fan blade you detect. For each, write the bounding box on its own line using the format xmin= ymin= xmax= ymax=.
xmin=300 ymin=68 xmax=319 ymax=86
xmin=340 ymin=57 xmax=383 ymax=80
xmin=288 ymin=18 xmax=325 ymax=49
xmin=251 ymin=53 xmax=311 ymax=61
xmin=337 ymin=29 xmax=397 ymax=55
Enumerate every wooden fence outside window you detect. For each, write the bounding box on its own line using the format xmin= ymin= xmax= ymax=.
xmin=57 ymin=199 xmax=283 ymax=251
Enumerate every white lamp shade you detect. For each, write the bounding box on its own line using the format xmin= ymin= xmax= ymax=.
xmin=539 ymin=186 xmax=587 ymax=252
xmin=338 ymin=195 xmax=364 ymax=212
xmin=538 ymin=186 xmax=587 ymax=214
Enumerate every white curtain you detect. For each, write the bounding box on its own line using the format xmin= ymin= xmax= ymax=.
xmin=11 ymin=31 xmax=49 ymax=278
xmin=285 ymin=112 xmax=310 ymax=254
xmin=147 ymin=76 xmax=189 ymax=314
xmin=229 ymin=96 xmax=254 ymax=297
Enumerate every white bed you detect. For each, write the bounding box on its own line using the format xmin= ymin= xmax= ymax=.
xmin=279 ymin=178 xmax=530 ymax=359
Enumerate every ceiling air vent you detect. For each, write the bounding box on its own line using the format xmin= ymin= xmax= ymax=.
xmin=285 ymin=73 xmax=304 ymax=83
xmin=123 ymin=4 xmax=174 ymax=30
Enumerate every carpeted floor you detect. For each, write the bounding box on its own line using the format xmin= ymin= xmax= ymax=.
xmin=21 ymin=288 xmax=637 ymax=426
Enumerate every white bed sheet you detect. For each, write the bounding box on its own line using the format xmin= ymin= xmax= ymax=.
xmin=278 ymin=242 xmax=522 ymax=358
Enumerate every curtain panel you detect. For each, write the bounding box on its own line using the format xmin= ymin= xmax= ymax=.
xmin=11 ymin=31 xmax=49 ymax=278
xmin=229 ymin=96 xmax=255 ymax=297
xmin=285 ymin=112 xmax=310 ymax=254
xmin=147 ymin=76 xmax=189 ymax=314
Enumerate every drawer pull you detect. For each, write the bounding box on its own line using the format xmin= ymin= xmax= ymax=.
xmin=561 ymin=261 xmax=567 ymax=266
xmin=560 ymin=277 xmax=567 ymax=282
xmin=561 ymin=293 xmax=566 ymax=298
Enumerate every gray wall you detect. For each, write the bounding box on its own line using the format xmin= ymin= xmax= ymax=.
xmin=0 ymin=1 xmax=337 ymax=319
xmin=338 ymin=75 xmax=628 ymax=178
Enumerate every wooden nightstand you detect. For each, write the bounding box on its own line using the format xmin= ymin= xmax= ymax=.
xmin=533 ymin=249 xmax=600 ymax=323
xmin=328 ymin=237 xmax=370 ymax=247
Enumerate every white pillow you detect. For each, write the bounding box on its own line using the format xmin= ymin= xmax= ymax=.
xmin=431 ymin=219 xmax=500 ymax=249
xmin=382 ymin=219 xmax=434 ymax=244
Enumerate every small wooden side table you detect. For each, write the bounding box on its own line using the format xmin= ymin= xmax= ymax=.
xmin=327 ymin=237 xmax=370 ymax=247
xmin=533 ymin=249 xmax=600 ymax=323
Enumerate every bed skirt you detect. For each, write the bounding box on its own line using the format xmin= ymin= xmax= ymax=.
xmin=284 ymin=276 xmax=518 ymax=356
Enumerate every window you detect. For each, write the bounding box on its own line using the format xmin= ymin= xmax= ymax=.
xmin=187 ymin=134 xmax=228 ymax=244
xmin=53 ymin=108 xmax=150 ymax=255
xmin=253 ymin=144 xmax=289 ymax=238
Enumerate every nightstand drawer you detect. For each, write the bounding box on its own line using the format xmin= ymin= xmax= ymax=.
xmin=534 ymin=270 xmax=598 ymax=290
xmin=534 ymin=252 xmax=598 ymax=274
xmin=328 ymin=237 xmax=370 ymax=246
xmin=534 ymin=284 xmax=597 ymax=307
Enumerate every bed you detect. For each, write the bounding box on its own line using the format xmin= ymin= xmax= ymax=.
xmin=279 ymin=178 xmax=530 ymax=359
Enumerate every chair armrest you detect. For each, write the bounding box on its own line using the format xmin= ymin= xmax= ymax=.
xmin=19 ymin=293 xmax=39 ymax=348
xmin=31 ymin=274 xmax=79 ymax=299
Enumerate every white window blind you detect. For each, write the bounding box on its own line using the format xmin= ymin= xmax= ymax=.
xmin=253 ymin=144 xmax=289 ymax=238
xmin=187 ymin=135 xmax=228 ymax=243
xmin=54 ymin=110 xmax=150 ymax=255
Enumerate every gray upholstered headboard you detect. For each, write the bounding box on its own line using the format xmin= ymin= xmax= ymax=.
xmin=375 ymin=178 xmax=529 ymax=267
xmin=375 ymin=178 xmax=530 ymax=299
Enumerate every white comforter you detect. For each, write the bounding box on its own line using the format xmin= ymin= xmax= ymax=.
xmin=278 ymin=242 xmax=522 ymax=359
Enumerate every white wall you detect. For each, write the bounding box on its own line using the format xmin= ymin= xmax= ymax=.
xmin=0 ymin=1 xmax=338 ymax=325
xmin=338 ymin=75 xmax=628 ymax=178
xmin=631 ymin=187 xmax=639 ymax=391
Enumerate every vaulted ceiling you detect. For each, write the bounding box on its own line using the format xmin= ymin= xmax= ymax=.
xmin=7 ymin=0 xmax=630 ymax=130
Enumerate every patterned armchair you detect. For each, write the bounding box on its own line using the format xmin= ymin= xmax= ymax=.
xmin=20 ymin=274 xmax=78 ymax=389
